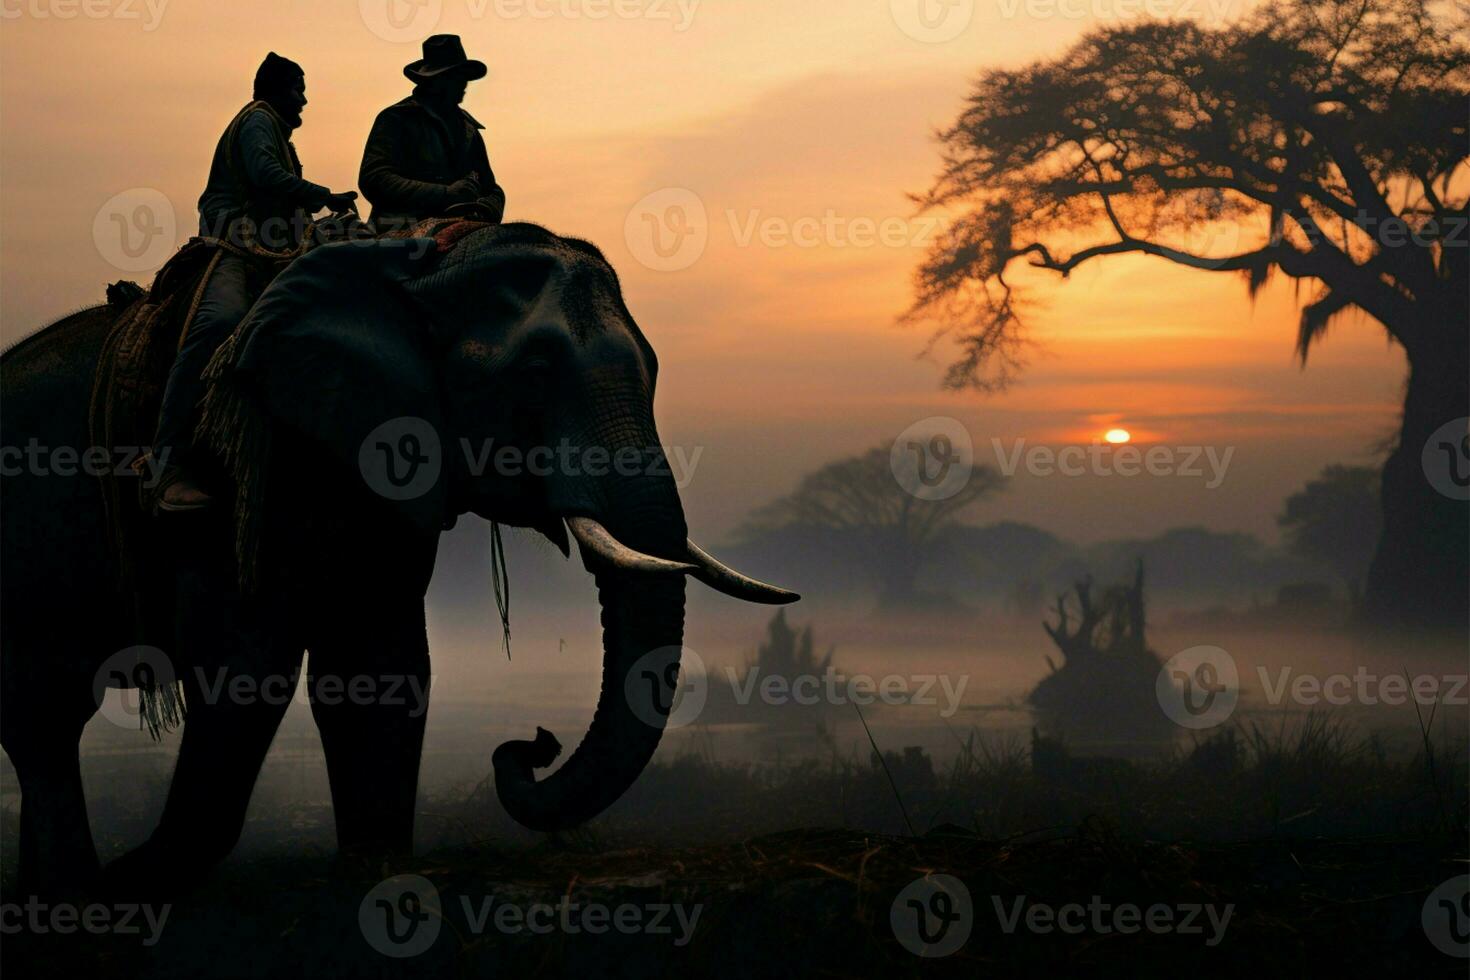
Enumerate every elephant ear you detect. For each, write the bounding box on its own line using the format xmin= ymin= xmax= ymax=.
xmin=197 ymin=239 xmax=447 ymax=583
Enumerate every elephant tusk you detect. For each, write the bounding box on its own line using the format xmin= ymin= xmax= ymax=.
xmin=566 ymin=516 xmax=697 ymax=575
xmin=685 ymin=539 xmax=801 ymax=604
xmin=564 ymin=518 xmax=799 ymax=601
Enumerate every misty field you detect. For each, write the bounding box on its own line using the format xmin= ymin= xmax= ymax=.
xmin=3 ymin=605 xmax=1465 ymax=977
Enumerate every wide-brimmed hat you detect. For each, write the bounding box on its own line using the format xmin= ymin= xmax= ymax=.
xmin=403 ymin=34 xmax=487 ymax=82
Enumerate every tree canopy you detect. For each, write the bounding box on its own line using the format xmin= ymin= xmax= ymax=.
xmin=908 ymin=0 xmax=1469 ymax=390
xmin=738 ymin=445 xmax=1004 ymax=543
xmin=738 ymin=444 xmax=1006 ymax=601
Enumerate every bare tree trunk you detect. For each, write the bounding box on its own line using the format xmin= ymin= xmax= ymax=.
xmin=1362 ymin=300 xmax=1469 ymax=631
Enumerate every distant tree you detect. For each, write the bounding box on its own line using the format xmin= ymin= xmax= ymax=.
xmin=749 ymin=609 xmax=833 ymax=677
xmin=738 ymin=445 xmax=1005 ymax=604
xmin=1029 ymin=561 xmax=1170 ymax=743
xmin=1278 ymin=464 xmax=1382 ymax=601
xmin=908 ymin=0 xmax=1468 ymax=628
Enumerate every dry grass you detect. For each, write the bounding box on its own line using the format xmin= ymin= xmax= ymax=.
xmin=3 ymin=717 xmax=1464 ymax=978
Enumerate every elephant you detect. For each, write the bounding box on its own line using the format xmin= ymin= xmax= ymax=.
xmin=0 ymin=222 xmax=796 ymax=897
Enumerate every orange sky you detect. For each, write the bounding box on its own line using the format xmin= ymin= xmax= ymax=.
xmin=0 ymin=0 xmax=1406 ymax=543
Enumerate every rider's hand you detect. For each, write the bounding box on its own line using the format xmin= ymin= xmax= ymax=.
xmin=446 ymin=177 xmax=480 ymax=204
xmin=325 ymin=191 xmax=359 ymax=214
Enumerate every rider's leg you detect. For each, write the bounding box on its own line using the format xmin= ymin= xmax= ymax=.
xmin=152 ymin=251 xmax=255 ymax=509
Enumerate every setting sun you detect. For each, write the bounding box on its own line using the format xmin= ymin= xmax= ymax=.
xmin=1104 ymin=428 xmax=1132 ymax=444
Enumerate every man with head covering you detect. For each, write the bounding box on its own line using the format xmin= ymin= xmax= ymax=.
xmin=152 ymin=53 xmax=358 ymax=511
xmin=359 ymin=34 xmax=506 ymax=231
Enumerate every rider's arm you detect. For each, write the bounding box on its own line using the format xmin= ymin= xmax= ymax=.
xmin=470 ymin=132 xmax=505 ymax=224
xmin=359 ymin=110 xmax=454 ymax=217
xmin=238 ymin=110 xmax=331 ymax=210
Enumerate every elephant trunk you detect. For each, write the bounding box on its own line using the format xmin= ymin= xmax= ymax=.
xmin=492 ymin=408 xmax=689 ymax=832
xmin=491 ymin=571 xmax=685 ymax=831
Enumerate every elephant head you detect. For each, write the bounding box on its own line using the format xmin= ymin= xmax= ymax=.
xmin=200 ymin=222 xmax=797 ymax=832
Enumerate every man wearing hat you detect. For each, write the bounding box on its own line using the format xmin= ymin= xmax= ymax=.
xmin=359 ymin=34 xmax=506 ymax=231
xmin=153 ymin=52 xmax=357 ymax=512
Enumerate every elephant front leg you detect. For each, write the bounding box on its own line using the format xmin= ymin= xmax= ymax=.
xmin=307 ymin=594 xmax=431 ymax=863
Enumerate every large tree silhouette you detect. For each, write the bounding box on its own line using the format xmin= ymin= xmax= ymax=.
xmin=738 ymin=445 xmax=1005 ymax=604
xmin=908 ymin=0 xmax=1467 ymax=629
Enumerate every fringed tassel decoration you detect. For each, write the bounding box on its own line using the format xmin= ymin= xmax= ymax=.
xmin=194 ymin=330 xmax=271 ymax=592
xmin=138 ymin=672 xmax=187 ymax=740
